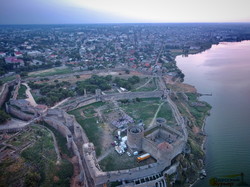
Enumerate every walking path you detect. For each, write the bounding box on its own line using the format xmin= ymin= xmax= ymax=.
xmin=0 ymin=83 xmax=7 ymax=96
xmin=22 ymin=83 xmax=37 ymax=107
xmin=39 ymin=125 xmax=62 ymax=165
xmin=148 ymin=101 xmax=165 ymax=128
xmin=51 ymin=97 xmax=70 ymax=109
xmin=96 ymin=147 xmax=113 ymax=162
xmin=166 ymin=93 xmax=188 ymax=140
xmin=136 ymin=77 xmax=153 ymax=90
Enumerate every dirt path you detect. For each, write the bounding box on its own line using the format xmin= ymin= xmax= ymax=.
xmin=97 ymin=147 xmax=113 ymax=162
xmin=39 ymin=125 xmax=61 ymax=164
xmin=51 ymin=97 xmax=70 ymax=109
xmin=148 ymin=101 xmax=165 ymax=128
xmin=22 ymin=83 xmax=37 ymax=107
xmin=136 ymin=77 xmax=153 ymax=90
xmin=0 ymin=83 xmax=7 ymax=96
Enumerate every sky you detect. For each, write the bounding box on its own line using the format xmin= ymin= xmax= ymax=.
xmin=1 ymin=0 xmax=250 ymax=24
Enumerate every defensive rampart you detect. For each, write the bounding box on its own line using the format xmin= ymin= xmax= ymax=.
xmin=0 ymin=81 xmax=17 ymax=107
xmin=42 ymin=109 xmax=89 ymax=187
xmin=7 ymin=106 xmax=34 ymax=121
xmin=100 ymin=91 xmax=164 ymax=101
xmin=62 ymin=90 xmax=164 ymax=111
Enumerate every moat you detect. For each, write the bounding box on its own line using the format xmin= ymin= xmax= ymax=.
xmin=177 ymin=40 xmax=250 ymax=186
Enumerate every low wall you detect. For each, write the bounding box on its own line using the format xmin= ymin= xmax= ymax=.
xmin=43 ymin=117 xmax=72 ymax=144
xmin=8 ymin=106 xmax=34 ymax=121
xmin=0 ymin=84 xmax=9 ymax=107
xmin=101 ymin=91 xmax=164 ymax=101
xmin=62 ymin=97 xmax=97 ymax=111
xmin=64 ymin=90 xmax=164 ymax=112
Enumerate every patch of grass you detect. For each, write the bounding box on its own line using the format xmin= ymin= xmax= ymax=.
xmin=42 ymin=122 xmax=73 ymax=157
xmin=18 ymin=84 xmax=27 ymax=99
xmin=185 ymin=93 xmax=198 ymax=101
xmin=133 ymin=77 xmax=157 ymax=92
xmin=188 ymin=138 xmax=204 ymax=159
xmin=188 ymin=103 xmax=211 ymax=127
xmin=29 ymin=68 xmax=74 ymax=78
xmin=120 ymin=99 xmax=161 ymax=127
xmin=0 ymin=75 xmax=16 ymax=83
xmin=99 ymin=151 xmax=156 ymax=171
xmin=20 ymin=125 xmax=73 ymax=187
xmin=157 ymin=102 xmax=175 ymax=123
xmin=68 ymin=102 xmax=105 ymax=156
xmin=53 ymin=159 xmax=73 ymax=187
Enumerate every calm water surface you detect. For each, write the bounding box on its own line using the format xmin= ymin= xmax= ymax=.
xmin=176 ymin=41 xmax=250 ymax=186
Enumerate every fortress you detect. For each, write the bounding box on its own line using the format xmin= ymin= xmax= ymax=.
xmin=81 ymin=115 xmax=185 ymax=186
xmin=3 ymin=79 xmax=187 ymax=187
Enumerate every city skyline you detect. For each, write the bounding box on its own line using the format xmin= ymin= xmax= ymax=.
xmin=1 ymin=0 xmax=250 ymax=24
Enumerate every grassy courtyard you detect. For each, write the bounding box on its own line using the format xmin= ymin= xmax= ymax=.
xmin=99 ymin=150 xmax=156 ymax=171
xmin=28 ymin=67 xmax=74 ymax=77
xmin=120 ymin=98 xmax=161 ymax=127
xmin=17 ymin=84 xmax=27 ymax=99
xmin=157 ymin=102 xmax=176 ymax=125
xmin=68 ymin=102 xmax=105 ymax=156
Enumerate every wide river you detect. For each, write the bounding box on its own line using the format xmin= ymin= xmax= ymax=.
xmin=176 ymin=40 xmax=250 ymax=186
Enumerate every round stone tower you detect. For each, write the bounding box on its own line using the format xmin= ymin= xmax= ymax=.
xmin=155 ymin=117 xmax=166 ymax=126
xmin=127 ymin=125 xmax=144 ymax=151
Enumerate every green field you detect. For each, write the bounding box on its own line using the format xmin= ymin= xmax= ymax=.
xmin=17 ymin=84 xmax=27 ymax=99
xmin=29 ymin=68 xmax=74 ymax=77
xmin=133 ymin=77 xmax=157 ymax=92
xmin=157 ymin=102 xmax=176 ymax=124
xmin=120 ymin=98 xmax=161 ymax=127
xmin=68 ymin=102 xmax=105 ymax=156
xmin=0 ymin=75 xmax=16 ymax=83
xmin=99 ymin=150 xmax=156 ymax=171
xmin=0 ymin=125 xmax=73 ymax=187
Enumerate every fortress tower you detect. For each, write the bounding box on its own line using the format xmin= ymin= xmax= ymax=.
xmin=155 ymin=117 xmax=167 ymax=126
xmin=127 ymin=125 xmax=144 ymax=151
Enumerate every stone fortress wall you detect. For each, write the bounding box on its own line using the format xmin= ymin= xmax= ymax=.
xmin=42 ymin=109 xmax=89 ymax=187
xmin=61 ymin=90 xmax=164 ymax=111
xmin=7 ymin=104 xmax=34 ymax=121
xmin=0 ymin=80 xmax=18 ymax=107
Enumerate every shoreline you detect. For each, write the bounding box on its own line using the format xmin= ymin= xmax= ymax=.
xmin=189 ymin=113 xmax=209 ymax=187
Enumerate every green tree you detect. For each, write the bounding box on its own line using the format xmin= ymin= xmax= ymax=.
xmin=125 ymin=69 xmax=130 ymax=74
xmin=0 ymin=110 xmax=11 ymax=124
xmin=24 ymin=171 xmax=41 ymax=187
xmin=20 ymin=71 xmax=28 ymax=77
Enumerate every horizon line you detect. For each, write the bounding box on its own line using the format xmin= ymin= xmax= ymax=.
xmin=1 ymin=21 xmax=250 ymax=26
